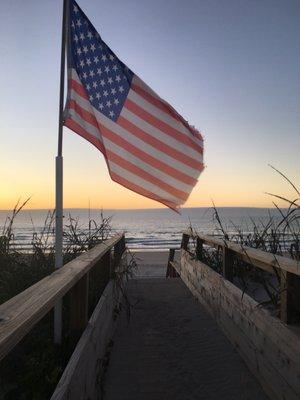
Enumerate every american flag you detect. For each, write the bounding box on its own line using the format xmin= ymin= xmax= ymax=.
xmin=64 ymin=0 xmax=204 ymax=211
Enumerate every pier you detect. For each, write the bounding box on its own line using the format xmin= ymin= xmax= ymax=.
xmin=0 ymin=232 xmax=300 ymax=399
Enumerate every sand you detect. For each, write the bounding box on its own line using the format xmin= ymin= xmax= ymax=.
xmin=104 ymin=277 xmax=267 ymax=400
xmin=129 ymin=250 xmax=180 ymax=278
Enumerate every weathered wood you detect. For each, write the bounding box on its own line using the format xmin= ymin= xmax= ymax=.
xmin=223 ymin=246 xmax=234 ymax=281
xmin=280 ymin=270 xmax=300 ymax=323
xmin=113 ymin=236 xmax=126 ymax=272
xmin=177 ymin=249 xmax=300 ymax=400
xmin=196 ymin=237 xmax=203 ymax=261
xmin=51 ymin=280 xmax=122 ymax=400
xmin=70 ymin=273 xmax=89 ymax=337
xmin=183 ymin=230 xmax=300 ymax=276
xmin=166 ymin=249 xmax=179 ymax=278
xmin=180 ymin=233 xmax=190 ymax=251
xmin=0 ymin=234 xmax=123 ymax=361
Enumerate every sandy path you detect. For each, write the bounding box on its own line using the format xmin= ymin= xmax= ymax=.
xmin=103 ymin=278 xmax=268 ymax=400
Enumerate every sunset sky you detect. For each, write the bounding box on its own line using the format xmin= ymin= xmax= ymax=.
xmin=1 ymin=0 xmax=299 ymax=210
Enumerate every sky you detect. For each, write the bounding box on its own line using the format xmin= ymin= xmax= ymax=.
xmin=0 ymin=0 xmax=299 ymax=210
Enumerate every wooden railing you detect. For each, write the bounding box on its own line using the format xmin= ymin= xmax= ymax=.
xmin=0 ymin=234 xmax=126 ymax=361
xmin=181 ymin=229 xmax=300 ymax=324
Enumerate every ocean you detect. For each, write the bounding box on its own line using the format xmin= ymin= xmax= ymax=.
xmin=0 ymin=207 xmax=288 ymax=251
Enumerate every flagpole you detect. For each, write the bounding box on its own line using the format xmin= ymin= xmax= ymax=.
xmin=54 ymin=0 xmax=69 ymax=345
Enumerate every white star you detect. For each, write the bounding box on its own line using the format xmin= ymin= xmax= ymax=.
xmin=111 ymin=88 xmax=116 ymax=95
xmin=112 ymin=64 xmax=118 ymax=71
xmin=109 ymin=110 xmax=115 ymax=118
xmin=87 ymin=31 xmax=93 ymax=39
xmin=86 ymin=84 xmax=91 ymax=90
xmin=79 ymin=33 xmax=85 ymax=40
xmin=90 ymin=44 xmax=96 ymax=52
xmin=71 ymin=21 xmax=75 ymax=29
xmin=97 ymin=68 xmax=102 ymax=75
xmin=109 ymin=54 xmax=115 ymax=61
xmin=105 ymin=66 xmax=110 ymax=74
xmin=83 ymin=46 xmax=88 ymax=54
xmin=74 ymin=34 xmax=79 ymax=43
xmin=76 ymin=47 xmax=82 ymax=55
xmin=119 ymin=86 xmax=124 ymax=93
xmin=76 ymin=19 xmax=82 ymax=27
xmin=114 ymin=98 xmax=119 ymax=105
xmin=73 ymin=5 xmax=79 ymax=13
xmin=96 ymin=92 xmax=101 ymax=99
xmin=82 ymin=72 xmax=88 ymax=79
xmin=107 ymin=77 xmax=113 ymax=84
xmin=89 ymin=95 xmax=94 ymax=101
xmin=89 ymin=70 xmax=95 ymax=78
xmin=100 ymin=79 xmax=105 ymax=86
xmin=94 ymin=56 xmax=99 ymax=64
xmin=86 ymin=58 xmax=91 ymax=66
xmin=99 ymin=103 xmax=104 ymax=110
xmin=79 ymin=60 xmax=85 ymax=68
xmin=92 ymin=81 xmax=98 ymax=88
xmin=103 ymin=90 xmax=108 ymax=97
xmin=106 ymin=101 xmax=111 ymax=107
xmin=115 ymin=75 xmax=121 ymax=82
xmin=101 ymin=54 xmax=107 ymax=62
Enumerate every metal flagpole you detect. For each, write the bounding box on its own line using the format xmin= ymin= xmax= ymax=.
xmin=54 ymin=0 xmax=69 ymax=344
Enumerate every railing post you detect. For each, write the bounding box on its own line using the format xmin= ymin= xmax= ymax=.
xmin=70 ymin=273 xmax=89 ymax=339
xmin=166 ymin=248 xmax=179 ymax=278
xmin=223 ymin=246 xmax=234 ymax=282
xmin=113 ymin=235 xmax=126 ymax=273
xmin=181 ymin=233 xmax=190 ymax=251
xmin=280 ymin=271 xmax=300 ymax=324
xmin=196 ymin=237 xmax=203 ymax=261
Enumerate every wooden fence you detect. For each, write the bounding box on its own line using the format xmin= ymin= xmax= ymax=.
xmin=0 ymin=234 xmax=126 ymax=362
xmin=171 ymin=229 xmax=300 ymax=400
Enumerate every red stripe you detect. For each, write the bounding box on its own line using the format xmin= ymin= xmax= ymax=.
xmin=64 ymin=118 xmax=106 ymax=155
xmin=118 ymin=116 xmax=203 ymax=171
xmin=106 ymin=150 xmax=189 ymax=201
xmin=70 ymin=78 xmax=89 ymax=100
xmin=125 ymin=98 xmax=203 ymax=154
xmin=101 ymin=125 xmax=197 ymax=187
xmin=67 ymin=100 xmax=198 ymax=186
xmin=131 ymin=82 xmax=204 ymax=142
xmin=109 ymin=171 xmax=180 ymax=211
xmin=65 ymin=117 xmax=181 ymax=211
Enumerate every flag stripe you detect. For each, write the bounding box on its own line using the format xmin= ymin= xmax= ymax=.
xmin=106 ymin=150 xmax=189 ymax=200
xmin=109 ymin=170 xmax=178 ymax=210
xmin=65 ymin=118 xmax=181 ymax=209
xmin=100 ymin=124 xmax=197 ymax=186
xmin=68 ymin=101 xmax=200 ymax=184
xmin=70 ymin=71 xmax=203 ymax=164
xmin=117 ymin=116 xmax=203 ymax=171
xmin=108 ymin=162 xmax=183 ymax=205
xmin=67 ymin=97 xmax=199 ymax=185
xmin=121 ymin=107 xmax=203 ymax=166
xmin=124 ymin=98 xmax=203 ymax=153
xmin=102 ymin=137 xmax=193 ymax=193
xmin=66 ymin=110 xmax=189 ymax=202
xmin=64 ymin=117 xmax=106 ymax=155
xmin=132 ymin=77 xmax=204 ymax=143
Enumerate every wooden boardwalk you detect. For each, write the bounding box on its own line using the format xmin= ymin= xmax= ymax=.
xmin=103 ymin=278 xmax=268 ymax=400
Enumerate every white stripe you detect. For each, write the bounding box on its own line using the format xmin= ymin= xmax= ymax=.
xmin=109 ymin=162 xmax=184 ymax=205
xmin=121 ymin=107 xmax=203 ymax=164
xmin=70 ymin=69 xmax=203 ymax=149
xmin=69 ymin=106 xmax=193 ymax=194
xmin=102 ymin=137 xmax=193 ymax=194
xmin=132 ymin=76 xmax=204 ymax=147
xmin=69 ymin=89 xmax=201 ymax=180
